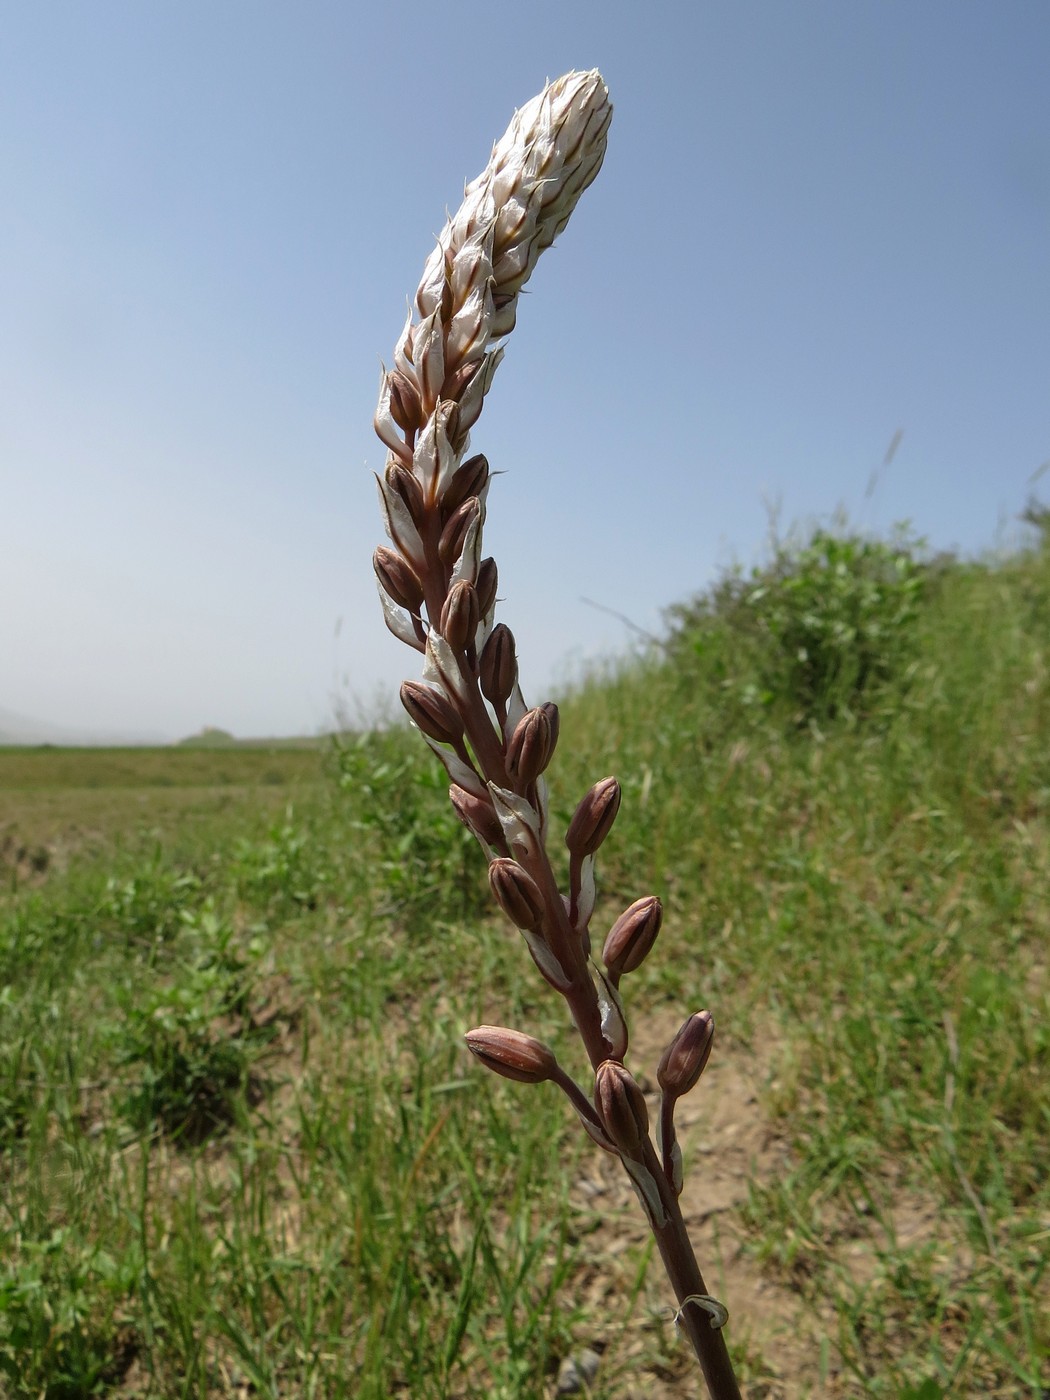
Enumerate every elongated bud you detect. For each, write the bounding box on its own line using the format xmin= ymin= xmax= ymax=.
xmin=602 ymin=896 xmax=662 ymax=979
xmin=488 ymin=857 xmax=545 ymax=930
xmin=465 ymin=1026 xmax=558 ymax=1084
xmin=594 ymin=1060 xmax=649 ymax=1157
xmin=539 ymin=702 xmax=560 ymax=755
xmin=438 ymin=497 xmax=481 ymax=568
xmin=449 ymin=784 xmax=504 ymax=846
xmin=400 ymin=681 xmax=464 ymax=745
xmin=480 ymin=623 xmax=517 ymax=707
xmin=415 ymin=309 xmax=445 ymax=417
xmin=373 ymin=546 xmax=424 ymax=612
xmin=476 ymin=557 xmax=498 ymax=618
xmin=387 ymin=370 xmax=423 ymax=435
xmin=385 ymin=461 xmax=427 ymax=529
xmin=566 ymin=777 xmax=621 ymax=857
xmin=506 ymin=706 xmax=555 ymax=785
xmin=442 ymin=453 xmax=489 ymax=516
xmin=657 ymin=1011 xmax=715 ymax=1101
xmin=439 ymin=580 xmax=480 ymax=651
xmin=443 ymin=402 xmax=463 ymax=455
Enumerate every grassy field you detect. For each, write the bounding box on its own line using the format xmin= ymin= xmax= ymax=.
xmin=1 ymin=524 xmax=1047 ymax=1398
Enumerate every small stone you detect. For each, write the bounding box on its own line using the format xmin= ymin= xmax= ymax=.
xmin=555 ymin=1347 xmax=601 ymax=1395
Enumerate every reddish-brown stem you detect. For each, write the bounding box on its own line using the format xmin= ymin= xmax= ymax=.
xmin=641 ymin=1139 xmax=742 ymax=1400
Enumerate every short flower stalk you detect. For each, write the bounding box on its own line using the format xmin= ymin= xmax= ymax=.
xmin=371 ymin=70 xmax=741 ymax=1399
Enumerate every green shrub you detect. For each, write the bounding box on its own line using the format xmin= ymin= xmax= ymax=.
xmin=668 ymin=524 xmax=927 ymax=724
xmin=113 ymin=905 xmax=269 ymax=1143
xmin=0 ymin=1230 xmax=137 ymax=1398
xmin=232 ymin=813 xmax=328 ymax=913
xmin=98 ymin=863 xmax=202 ymax=950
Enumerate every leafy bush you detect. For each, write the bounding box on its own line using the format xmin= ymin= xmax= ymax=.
xmin=0 ymin=1230 xmax=137 ymax=1398
xmin=113 ymin=905 xmax=269 ymax=1143
xmin=667 ymin=524 xmax=927 ymax=724
xmin=233 ymin=813 xmax=328 ymax=913
xmin=98 ymin=863 xmax=202 ymax=950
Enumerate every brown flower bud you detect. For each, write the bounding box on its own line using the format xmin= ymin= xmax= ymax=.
xmin=476 ymin=557 xmax=498 ymax=618
xmin=506 ymin=706 xmax=554 ymax=786
xmin=387 ymin=370 xmax=423 ymax=435
xmin=657 ymin=1011 xmax=715 ymax=1101
xmin=443 ymin=402 xmax=464 ymax=454
xmin=566 ymin=777 xmax=621 ymax=857
xmin=594 ymin=1060 xmax=649 ymax=1157
xmin=399 ymin=681 xmax=463 ymax=745
xmin=539 ymin=702 xmax=560 ymax=756
xmin=373 ymin=546 xmax=424 ymax=612
xmin=465 ymin=1026 xmax=558 ymax=1084
xmin=488 ymin=857 xmax=545 ymax=930
xmin=384 ymin=461 xmax=426 ymax=528
xmin=443 ymin=360 xmax=477 ymax=405
xmin=602 ymin=896 xmax=662 ymax=979
xmin=442 ymin=453 xmax=489 ymax=517
xmin=449 ymin=784 xmax=504 ymax=846
xmin=438 ymin=497 xmax=480 ymax=569
xmin=480 ymin=624 xmax=517 ymax=707
xmin=439 ymin=580 xmax=480 ymax=651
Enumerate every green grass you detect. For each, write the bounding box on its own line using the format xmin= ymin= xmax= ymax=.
xmin=1 ymin=523 xmax=1048 ymax=1396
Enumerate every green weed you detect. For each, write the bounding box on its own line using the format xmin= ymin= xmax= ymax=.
xmin=667 ymin=522 xmax=926 ymax=725
xmin=112 ymin=905 xmax=271 ymax=1143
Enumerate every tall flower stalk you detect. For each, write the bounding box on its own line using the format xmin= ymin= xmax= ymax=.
xmin=372 ymin=71 xmax=742 ymax=1400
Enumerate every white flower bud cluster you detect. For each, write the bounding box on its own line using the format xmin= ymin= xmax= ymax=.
xmin=372 ymin=70 xmax=612 ymax=870
xmin=374 ymin=70 xmax=612 ymax=512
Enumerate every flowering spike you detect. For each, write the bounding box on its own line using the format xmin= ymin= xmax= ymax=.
xmin=368 ymin=71 xmax=743 ymax=1397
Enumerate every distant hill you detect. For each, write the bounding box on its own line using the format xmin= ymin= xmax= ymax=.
xmin=176 ymin=727 xmax=332 ymax=750
xmin=177 ymin=726 xmax=238 ymax=748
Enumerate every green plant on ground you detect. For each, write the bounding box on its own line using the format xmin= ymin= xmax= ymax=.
xmin=232 ymin=811 xmax=328 ymax=914
xmin=113 ymin=904 xmax=270 ymax=1143
xmin=0 ymin=1229 xmax=139 ymax=1399
xmin=666 ymin=523 xmax=926 ymax=725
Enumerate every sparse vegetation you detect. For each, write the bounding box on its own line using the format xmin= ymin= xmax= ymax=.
xmin=1 ymin=519 xmax=1048 ymax=1396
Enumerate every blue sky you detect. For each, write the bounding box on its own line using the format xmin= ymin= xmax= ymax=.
xmin=2 ymin=1 xmax=1048 ymax=740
